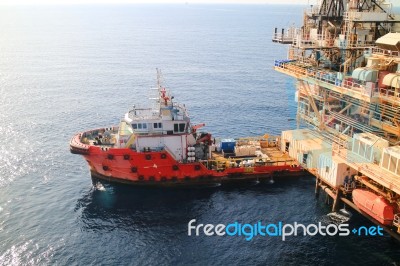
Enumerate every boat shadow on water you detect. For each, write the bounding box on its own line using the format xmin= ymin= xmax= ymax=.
xmin=74 ymin=175 xmax=313 ymax=232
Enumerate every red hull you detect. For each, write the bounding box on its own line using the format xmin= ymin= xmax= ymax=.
xmin=352 ymin=189 xmax=394 ymax=225
xmin=71 ymin=133 xmax=304 ymax=187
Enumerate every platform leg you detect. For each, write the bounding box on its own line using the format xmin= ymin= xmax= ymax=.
xmin=325 ymin=194 xmax=330 ymax=205
xmin=315 ymin=177 xmax=320 ymax=198
xmin=332 ymin=189 xmax=341 ymax=212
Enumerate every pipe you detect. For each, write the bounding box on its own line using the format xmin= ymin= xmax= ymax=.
xmin=321 ymin=184 xmax=336 ymax=199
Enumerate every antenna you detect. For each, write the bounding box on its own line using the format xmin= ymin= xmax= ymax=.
xmin=156 ymin=68 xmax=161 ymax=89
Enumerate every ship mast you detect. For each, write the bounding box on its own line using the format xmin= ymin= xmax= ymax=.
xmin=156 ymin=68 xmax=161 ymax=89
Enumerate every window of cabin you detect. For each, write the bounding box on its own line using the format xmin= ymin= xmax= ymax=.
xmin=138 ymin=123 xmax=142 ymax=129
xmin=179 ymin=123 xmax=185 ymax=132
xmin=174 ymin=123 xmax=186 ymax=133
xmin=132 ymin=124 xmax=137 ymax=129
xmin=153 ymin=122 xmax=163 ymax=129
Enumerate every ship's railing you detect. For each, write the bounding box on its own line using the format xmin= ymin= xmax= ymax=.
xmin=80 ymin=127 xmax=119 ymax=146
xmin=173 ymin=103 xmax=189 ymax=120
xmin=203 ymin=157 xmax=297 ymax=171
xmin=236 ymin=135 xmax=280 ymax=147
xmin=128 ymin=108 xmax=159 ymax=119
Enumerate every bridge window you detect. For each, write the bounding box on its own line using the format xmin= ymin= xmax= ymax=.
xmin=179 ymin=123 xmax=185 ymax=132
xmin=174 ymin=123 xmax=186 ymax=133
xmin=154 ymin=122 xmax=162 ymax=129
xmin=133 ymin=123 xmax=148 ymax=130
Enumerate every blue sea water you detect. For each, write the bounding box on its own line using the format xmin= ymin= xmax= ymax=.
xmin=0 ymin=4 xmax=399 ymax=265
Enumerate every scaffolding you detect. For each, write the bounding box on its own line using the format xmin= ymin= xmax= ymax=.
xmin=273 ymin=0 xmax=400 ymax=236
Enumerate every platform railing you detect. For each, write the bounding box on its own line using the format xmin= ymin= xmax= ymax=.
xmin=332 ymin=144 xmax=400 ymax=195
xmin=274 ymin=61 xmax=377 ymax=98
xmin=371 ymin=47 xmax=400 ymax=58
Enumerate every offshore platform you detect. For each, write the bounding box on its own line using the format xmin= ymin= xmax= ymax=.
xmin=273 ymin=0 xmax=400 ymax=239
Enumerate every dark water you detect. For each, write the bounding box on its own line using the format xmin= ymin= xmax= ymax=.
xmin=0 ymin=4 xmax=399 ymax=265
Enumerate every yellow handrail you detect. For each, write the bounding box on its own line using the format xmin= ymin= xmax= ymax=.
xmin=125 ymin=134 xmax=136 ymax=148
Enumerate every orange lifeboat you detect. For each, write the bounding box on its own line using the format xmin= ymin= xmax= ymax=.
xmin=352 ymin=189 xmax=394 ymax=225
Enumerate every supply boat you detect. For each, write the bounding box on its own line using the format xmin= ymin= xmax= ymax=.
xmin=70 ymin=70 xmax=303 ymax=187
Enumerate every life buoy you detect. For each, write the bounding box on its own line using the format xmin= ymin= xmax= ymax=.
xmin=145 ymin=154 xmax=152 ymax=160
xmin=124 ymin=154 xmax=130 ymax=160
xmin=161 ymin=153 xmax=167 ymax=159
xmin=131 ymin=167 xmax=137 ymax=173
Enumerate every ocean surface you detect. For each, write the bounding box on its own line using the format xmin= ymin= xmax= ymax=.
xmin=0 ymin=4 xmax=399 ymax=265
